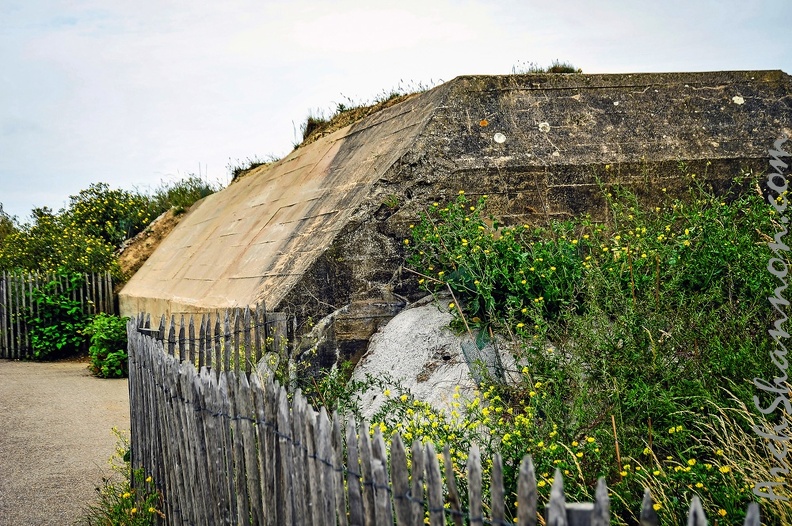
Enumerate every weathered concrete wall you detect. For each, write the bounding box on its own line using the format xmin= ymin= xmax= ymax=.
xmin=120 ymin=70 xmax=792 ymax=366
xmin=120 ymin=87 xmax=443 ymax=318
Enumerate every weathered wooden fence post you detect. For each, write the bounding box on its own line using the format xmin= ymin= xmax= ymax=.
xmin=125 ymin=308 xmax=766 ymax=526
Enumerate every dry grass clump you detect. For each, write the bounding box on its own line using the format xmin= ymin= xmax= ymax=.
xmin=696 ymin=386 xmax=792 ymax=525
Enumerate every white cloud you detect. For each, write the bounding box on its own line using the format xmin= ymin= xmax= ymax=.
xmin=0 ymin=0 xmax=790 ymax=219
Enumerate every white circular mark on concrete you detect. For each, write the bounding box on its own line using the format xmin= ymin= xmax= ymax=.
xmin=538 ymin=122 xmax=550 ymax=133
xmin=732 ymin=95 xmax=745 ymax=105
xmin=493 ymin=133 xmax=506 ymax=144
xmin=613 ymin=101 xmax=620 ymax=106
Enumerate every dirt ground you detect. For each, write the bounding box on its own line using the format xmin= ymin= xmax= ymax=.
xmin=0 ymin=358 xmax=130 ymax=525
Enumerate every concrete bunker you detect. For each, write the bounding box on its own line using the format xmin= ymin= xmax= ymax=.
xmin=119 ymin=70 xmax=792 ymax=371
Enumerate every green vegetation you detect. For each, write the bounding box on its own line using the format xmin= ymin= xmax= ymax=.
xmin=79 ymin=429 xmax=164 ymax=525
xmin=512 ymin=59 xmax=582 ymax=74
xmin=22 ymin=271 xmax=130 ymax=376
xmin=135 ymin=175 xmax=220 ymax=218
xmin=301 ymin=172 xmax=783 ymax=524
xmin=0 ymin=175 xmax=217 ymax=371
xmin=294 ymin=80 xmax=436 ymax=148
xmin=227 ymin=155 xmax=274 ymax=182
xmin=26 ymin=272 xmax=91 ymax=360
xmin=84 ymin=313 xmax=129 ymax=378
xmin=0 ymin=176 xmax=221 ymax=278
xmin=0 ymin=205 xmax=16 ymax=245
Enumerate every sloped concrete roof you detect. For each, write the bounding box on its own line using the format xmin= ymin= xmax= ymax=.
xmin=120 ymin=70 xmax=792 ymax=324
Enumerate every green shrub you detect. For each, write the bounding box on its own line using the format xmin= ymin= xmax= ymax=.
xmin=67 ymin=182 xmax=152 ymax=246
xmin=395 ymin=174 xmax=776 ymax=524
xmin=84 ymin=313 xmax=129 ymax=378
xmin=25 ymin=271 xmax=90 ymax=360
xmin=0 ymin=177 xmax=222 ymax=276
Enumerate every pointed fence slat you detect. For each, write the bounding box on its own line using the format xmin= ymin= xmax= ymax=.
xmin=254 ymin=302 xmax=265 ymax=364
xmin=743 ymin=502 xmax=760 ymax=526
xmin=126 ymin=312 xmax=765 ymax=526
xmin=592 ymin=478 xmax=610 ymax=526
xmin=640 ymin=489 xmax=659 ymax=526
xmin=331 ymin=413 xmax=348 ymax=526
xmin=291 ymin=391 xmax=309 ymax=525
xmin=178 ymin=315 xmax=185 ymax=362
xmin=492 ymin=453 xmax=505 ymax=524
xmin=250 ymin=372 xmax=274 ymax=526
xmin=318 ymin=408 xmax=337 ymax=525
xmin=307 ymin=398 xmax=322 ymax=526
xmin=276 ymin=387 xmax=294 ymax=524
xmin=467 ymin=444 xmax=483 ymax=526
xmin=410 ymin=440 xmax=426 ymax=526
xmin=347 ymin=418 xmax=365 ymax=526
xmin=687 ymin=496 xmax=707 ymax=526
xmin=233 ymin=309 xmax=241 ymax=374
xmin=425 ymin=442 xmax=444 ymax=526
xmin=199 ymin=315 xmax=207 ymax=370
xmin=359 ymin=421 xmax=376 ymax=526
xmin=239 ymin=372 xmax=263 ymax=526
xmin=371 ymin=428 xmax=394 ymax=525
xmin=244 ymin=307 xmax=252 ymax=373
xmin=518 ymin=455 xmax=537 ymax=526
xmin=390 ymin=434 xmax=412 ymax=526
xmin=188 ymin=316 xmax=196 ymax=365
xmin=548 ymin=468 xmax=568 ymax=526
xmin=442 ymin=444 xmax=463 ymax=526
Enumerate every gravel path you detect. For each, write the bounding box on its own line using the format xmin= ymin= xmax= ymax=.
xmin=0 ymin=359 xmax=130 ymax=526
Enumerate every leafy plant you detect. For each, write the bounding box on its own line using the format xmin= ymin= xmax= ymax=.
xmin=298 ymin=360 xmax=401 ymax=422
xmin=394 ymin=174 xmax=777 ymax=524
xmin=25 ymin=271 xmax=90 ymax=359
xmin=79 ymin=428 xmax=164 ymax=525
xmin=84 ymin=313 xmax=129 ymax=378
xmin=0 ymin=177 xmax=222 ymax=276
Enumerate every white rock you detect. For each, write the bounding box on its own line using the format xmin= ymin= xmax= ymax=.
xmin=352 ymin=300 xmax=518 ymax=420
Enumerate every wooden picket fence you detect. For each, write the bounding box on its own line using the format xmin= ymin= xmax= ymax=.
xmin=135 ymin=306 xmax=295 ymax=375
xmin=0 ymin=270 xmax=115 ymax=359
xmin=128 ymin=312 xmax=762 ymax=526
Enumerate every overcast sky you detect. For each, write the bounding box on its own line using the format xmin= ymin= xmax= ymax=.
xmin=1 ymin=0 xmax=790 ymax=221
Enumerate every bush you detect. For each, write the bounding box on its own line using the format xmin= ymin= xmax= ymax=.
xmin=84 ymin=314 xmax=129 ymax=378
xmin=25 ymin=271 xmax=90 ymax=360
xmin=0 ymin=177 xmax=222 ymax=276
xmin=397 ymin=174 xmax=776 ymax=523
